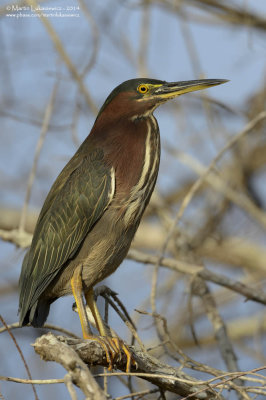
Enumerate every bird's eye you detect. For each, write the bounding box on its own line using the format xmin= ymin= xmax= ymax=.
xmin=137 ymin=84 xmax=149 ymax=94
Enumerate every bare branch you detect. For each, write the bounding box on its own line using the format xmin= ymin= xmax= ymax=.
xmin=0 ymin=315 xmax=39 ymax=400
xmin=34 ymin=333 xmax=224 ymax=399
xmin=25 ymin=0 xmax=98 ymax=115
xmin=128 ymin=249 xmax=266 ymax=304
xmin=34 ymin=333 xmax=107 ymax=400
xmin=19 ymin=81 xmax=59 ymax=234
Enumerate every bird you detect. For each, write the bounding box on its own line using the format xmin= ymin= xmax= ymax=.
xmin=19 ymin=78 xmax=227 ymax=370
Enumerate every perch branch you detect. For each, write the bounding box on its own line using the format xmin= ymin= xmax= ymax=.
xmin=33 ymin=332 xmax=223 ymax=400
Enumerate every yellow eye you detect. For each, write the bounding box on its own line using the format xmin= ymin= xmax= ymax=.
xmin=137 ymin=84 xmax=149 ymax=94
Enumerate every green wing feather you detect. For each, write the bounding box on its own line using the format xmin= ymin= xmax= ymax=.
xmin=19 ymin=148 xmax=114 ymax=325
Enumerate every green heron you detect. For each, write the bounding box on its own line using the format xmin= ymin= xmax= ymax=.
xmin=19 ymin=78 xmax=227 ymax=370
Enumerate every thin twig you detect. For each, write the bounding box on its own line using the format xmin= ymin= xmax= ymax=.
xmin=128 ymin=249 xmax=266 ymax=304
xmin=170 ymin=110 xmax=266 ymax=230
xmin=138 ymin=2 xmax=150 ymax=76
xmin=113 ymin=388 xmax=159 ymax=400
xmin=0 ymin=315 xmax=39 ymax=400
xmin=18 ymin=81 xmax=58 ymax=234
xmin=95 ymin=286 xmax=146 ymax=352
xmin=191 ymin=277 xmax=244 ymax=395
xmin=0 ymin=376 xmax=64 ymax=384
xmin=0 ymin=321 xmax=79 ymax=338
xmin=78 ymin=0 xmax=100 ymax=77
xmin=64 ymin=374 xmax=78 ymax=400
xmin=26 ymin=0 xmax=98 ymax=115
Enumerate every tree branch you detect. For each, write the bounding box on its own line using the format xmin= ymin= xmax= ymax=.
xmin=33 ymin=332 xmax=224 ymax=400
xmin=34 ymin=333 xmax=106 ymax=400
xmin=128 ymin=249 xmax=266 ymax=305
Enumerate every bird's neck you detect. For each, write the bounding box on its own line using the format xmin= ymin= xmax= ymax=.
xmin=90 ymin=114 xmax=160 ymax=198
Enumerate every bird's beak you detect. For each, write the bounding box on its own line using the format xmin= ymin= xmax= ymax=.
xmin=154 ymin=79 xmax=228 ymax=99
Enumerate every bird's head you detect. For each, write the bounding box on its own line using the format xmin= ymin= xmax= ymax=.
xmin=96 ymin=78 xmax=228 ymax=121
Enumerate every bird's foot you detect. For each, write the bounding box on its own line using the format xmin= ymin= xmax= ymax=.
xmin=107 ymin=336 xmax=136 ymax=372
xmin=85 ymin=334 xmax=135 ymax=372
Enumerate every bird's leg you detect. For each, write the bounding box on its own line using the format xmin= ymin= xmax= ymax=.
xmin=84 ymin=288 xmax=109 ymax=336
xmin=71 ymin=265 xmax=92 ymax=337
xmin=71 ymin=266 xmax=113 ymax=368
xmin=85 ymin=288 xmax=133 ymax=372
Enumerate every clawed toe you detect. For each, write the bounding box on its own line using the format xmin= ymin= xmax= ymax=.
xmin=95 ymin=336 xmax=134 ymax=372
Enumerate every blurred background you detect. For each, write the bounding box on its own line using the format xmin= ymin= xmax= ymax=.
xmin=0 ymin=0 xmax=266 ymax=399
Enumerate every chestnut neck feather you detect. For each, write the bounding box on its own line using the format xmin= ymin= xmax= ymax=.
xmin=91 ymin=114 xmax=157 ymax=197
xmin=83 ymin=91 xmax=160 ymax=201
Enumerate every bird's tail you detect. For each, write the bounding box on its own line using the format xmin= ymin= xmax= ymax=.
xmin=18 ymin=250 xmax=50 ymax=327
xmin=19 ymin=298 xmax=51 ymax=327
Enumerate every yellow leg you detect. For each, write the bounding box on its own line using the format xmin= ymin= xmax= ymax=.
xmin=71 ymin=267 xmax=133 ymax=372
xmin=85 ymin=288 xmax=134 ymax=372
xmin=85 ymin=289 xmax=108 ymax=337
xmin=71 ymin=265 xmax=92 ymax=337
xmin=71 ymin=266 xmax=114 ymax=369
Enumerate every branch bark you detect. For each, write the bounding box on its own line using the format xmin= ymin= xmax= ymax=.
xmin=128 ymin=249 xmax=266 ymax=305
xmin=34 ymin=332 xmax=223 ymax=400
xmin=34 ymin=333 xmax=106 ymax=400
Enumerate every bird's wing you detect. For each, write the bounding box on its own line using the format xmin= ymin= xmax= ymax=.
xmin=19 ymin=148 xmax=115 ymax=321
